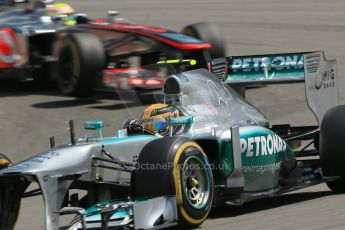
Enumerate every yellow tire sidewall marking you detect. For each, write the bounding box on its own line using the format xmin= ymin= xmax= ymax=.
xmin=0 ymin=159 xmax=11 ymax=166
xmin=62 ymin=39 xmax=81 ymax=94
xmin=173 ymin=141 xmax=213 ymax=225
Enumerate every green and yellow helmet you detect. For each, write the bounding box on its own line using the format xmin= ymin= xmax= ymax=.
xmin=141 ymin=103 xmax=182 ymax=135
xmin=47 ymin=2 xmax=76 ymax=26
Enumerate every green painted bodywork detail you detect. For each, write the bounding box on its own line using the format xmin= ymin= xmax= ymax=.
xmin=84 ymin=197 xmax=153 ymax=220
xmin=86 ymin=197 xmax=150 ymax=213
xmin=167 ymin=116 xmax=193 ymax=126
xmin=228 ymin=69 xmax=304 ymax=81
xmin=95 ymin=135 xmax=158 ymax=147
xmin=216 ymin=126 xmax=295 ymax=190
xmin=216 ymin=141 xmax=234 ymax=177
xmin=226 ymin=54 xmax=304 ymax=81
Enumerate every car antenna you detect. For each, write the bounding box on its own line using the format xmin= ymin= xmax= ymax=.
xmin=69 ymin=120 xmax=76 ymax=145
xmin=50 ymin=136 xmax=55 ymax=148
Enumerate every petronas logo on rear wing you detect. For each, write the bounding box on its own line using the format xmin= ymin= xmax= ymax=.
xmin=210 ymin=52 xmax=311 ymax=85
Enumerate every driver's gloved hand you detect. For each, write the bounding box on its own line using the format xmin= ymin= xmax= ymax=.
xmin=123 ymin=119 xmax=143 ymax=134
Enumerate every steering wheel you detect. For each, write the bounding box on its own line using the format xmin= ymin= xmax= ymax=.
xmin=123 ymin=119 xmax=156 ymax=136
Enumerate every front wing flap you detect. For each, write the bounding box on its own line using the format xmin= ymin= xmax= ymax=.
xmin=64 ymin=196 xmax=177 ymax=230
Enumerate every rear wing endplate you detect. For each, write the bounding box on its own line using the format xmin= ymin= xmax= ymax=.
xmin=210 ymin=51 xmax=338 ymax=125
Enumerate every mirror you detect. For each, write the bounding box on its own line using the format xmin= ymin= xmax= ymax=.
xmin=84 ymin=121 xmax=104 ymax=131
xmin=107 ymin=10 xmax=119 ymax=23
xmin=107 ymin=10 xmax=120 ymax=17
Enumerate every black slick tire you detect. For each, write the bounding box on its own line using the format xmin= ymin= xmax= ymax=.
xmin=133 ymin=137 xmax=214 ymax=228
xmin=56 ymin=33 xmax=104 ymax=97
xmin=320 ymin=105 xmax=345 ymax=192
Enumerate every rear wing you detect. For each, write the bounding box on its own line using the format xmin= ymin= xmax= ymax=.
xmin=210 ymin=51 xmax=338 ymax=125
xmin=210 ymin=52 xmax=309 ymax=85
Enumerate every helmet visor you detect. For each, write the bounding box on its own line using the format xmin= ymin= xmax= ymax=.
xmin=141 ymin=118 xmax=168 ymax=134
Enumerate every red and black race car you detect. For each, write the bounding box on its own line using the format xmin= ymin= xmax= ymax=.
xmin=0 ymin=1 xmax=225 ymax=96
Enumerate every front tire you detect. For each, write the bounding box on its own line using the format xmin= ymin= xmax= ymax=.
xmin=56 ymin=33 xmax=104 ymax=97
xmin=133 ymin=137 xmax=214 ymax=228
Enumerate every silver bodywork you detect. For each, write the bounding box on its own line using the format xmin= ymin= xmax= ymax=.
xmin=0 ymin=51 xmax=337 ymax=229
xmin=0 ymin=136 xmax=157 ymax=230
xmin=166 ymin=69 xmax=269 ymax=135
xmin=0 ymin=68 xmax=269 ymax=230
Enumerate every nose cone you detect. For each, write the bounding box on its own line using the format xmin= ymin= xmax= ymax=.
xmin=0 ymin=144 xmax=93 ymax=175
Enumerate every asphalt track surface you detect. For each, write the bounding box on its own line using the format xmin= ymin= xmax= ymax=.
xmin=1 ymin=0 xmax=345 ymax=229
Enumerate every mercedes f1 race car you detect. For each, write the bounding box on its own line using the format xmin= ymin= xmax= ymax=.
xmin=0 ymin=0 xmax=225 ymax=96
xmin=0 ymin=51 xmax=343 ymax=230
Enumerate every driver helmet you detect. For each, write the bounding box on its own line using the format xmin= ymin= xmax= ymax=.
xmin=46 ymin=2 xmax=76 ymax=26
xmin=141 ymin=103 xmax=182 ymax=135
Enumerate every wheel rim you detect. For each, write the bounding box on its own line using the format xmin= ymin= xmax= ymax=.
xmin=181 ymin=155 xmax=211 ymax=209
xmin=59 ymin=47 xmax=74 ymax=85
xmin=58 ymin=41 xmax=80 ymax=94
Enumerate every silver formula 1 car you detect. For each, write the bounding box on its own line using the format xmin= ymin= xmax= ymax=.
xmin=0 ymin=51 xmax=344 ymax=230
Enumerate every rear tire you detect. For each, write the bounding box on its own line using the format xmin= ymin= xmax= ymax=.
xmin=56 ymin=33 xmax=105 ymax=97
xmin=182 ymin=22 xmax=225 ymax=59
xmin=133 ymin=137 xmax=214 ymax=228
xmin=320 ymin=105 xmax=345 ymax=192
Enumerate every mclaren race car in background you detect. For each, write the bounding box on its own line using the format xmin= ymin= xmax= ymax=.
xmin=0 ymin=0 xmax=53 ymax=7
xmin=0 ymin=0 xmax=225 ymax=96
xmin=0 ymin=51 xmax=344 ymax=230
